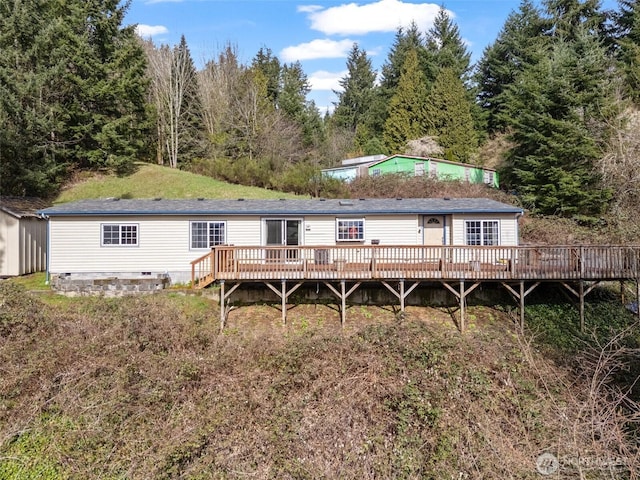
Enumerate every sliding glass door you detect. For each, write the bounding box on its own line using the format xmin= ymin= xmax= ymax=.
xmin=265 ymin=219 xmax=301 ymax=260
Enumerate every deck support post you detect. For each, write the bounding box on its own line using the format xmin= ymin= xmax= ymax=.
xmin=440 ymin=281 xmax=480 ymax=333
xmin=636 ymin=279 xmax=640 ymax=319
xmin=579 ymin=281 xmax=585 ymax=333
xmin=322 ymin=281 xmax=362 ymax=327
xmin=263 ymin=280 xmax=304 ymax=326
xmin=218 ymin=281 xmax=241 ymax=332
xmin=460 ymin=281 xmax=465 ymax=332
xmin=560 ymin=281 xmax=601 ymax=333
xmin=520 ymin=281 xmax=525 ymax=330
xmin=282 ymin=280 xmax=287 ymax=326
xmin=219 ymin=280 xmax=225 ymax=332
xmin=501 ymin=281 xmax=541 ymax=330
xmin=341 ymin=280 xmax=346 ymax=327
xmin=381 ymin=280 xmax=421 ymax=317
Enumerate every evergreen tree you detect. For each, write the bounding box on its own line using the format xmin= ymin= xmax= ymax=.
xmin=279 ymin=62 xmax=325 ymax=148
xmin=543 ymin=0 xmax=606 ymax=40
xmin=475 ymin=0 xmax=547 ymax=132
xmin=383 ymin=50 xmax=430 ymax=153
xmin=0 ymin=0 xmax=148 ymax=196
xmin=331 ymin=44 xmax=378 ymax=133
xmin=500 ymin=33 xmax=614 ymax=217
xmin=379 ymin=22 xmax=426 ymax=97
xmin=424 ymin=7 xmax=472 ymax=84
xmin=278 ymin=62 xmax=310 ymax=120
xmin=615 ymin=0 xmax=640 ymax=102
xmin=426 ymin=68 xmax=478 ymax=163
xmin=251 ymin=47 xmax=281 ymax=106
xmin=375 ymin=23 xmax=425 ymax=136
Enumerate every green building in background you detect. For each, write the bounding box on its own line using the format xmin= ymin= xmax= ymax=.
xmin=368 ymin=155 xmax=499 ymax=188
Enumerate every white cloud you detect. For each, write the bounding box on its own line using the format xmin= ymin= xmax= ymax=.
xmin=281 ymin=39 xmax=355 ymax=62
xmin=297 ymin=5 xmax=323 ymax=13
xmin=309 ymin=70 xmax=347 ymax=91
xmin=135 ymin=24 xmax=169 ymax=38
xmin=301 ymin=0 xmax=444 ymax=36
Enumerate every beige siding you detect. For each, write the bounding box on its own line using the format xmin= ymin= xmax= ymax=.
xmin=304 ymin=215 xmax=419 ymax=246
xmin=304 ymin=216 xmax=337 ymax=245
xmin=0 ymin=211 xmax=16 ymax=276
xmin=364 ymin=215 xmax=419 ymax=245
xmin=48 ymin=215 xmax=264 ymax=283
xmin=0 ymin=212 xmax=47 ymax=276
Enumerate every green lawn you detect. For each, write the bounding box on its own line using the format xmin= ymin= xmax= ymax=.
xmin=54 ymin=163 xmax=303 ymax=204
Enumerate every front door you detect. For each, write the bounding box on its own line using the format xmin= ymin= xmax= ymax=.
xmin=265 ymin=219 xmax=301 ymax=260
xmin=423 ymin=216 xmax=444 ymax=245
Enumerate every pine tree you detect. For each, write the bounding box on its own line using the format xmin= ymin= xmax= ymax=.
xmin=0 ymin=0 xmax=148 ymax=196
xmin=331 ymin=44 xmax=378 ymax=133
xmin=383 ymin=50 xmax=430 ymax=153
xmin=426 ymin=68 xmax=478 ymax=163
xmin=375 ymin=23 xmax=426 ymax=137
xmin=475 ymin=0 xmax=547 ymax=132
xmin=424 ymin=7 xmax=472 ymax=84
xmin=501 ymin=32 xmax=614 ymax=217
xmin=615 ymin=0 xmax=640 ymax=102
xmin=251 ymin=47 xmax=281 ymax=106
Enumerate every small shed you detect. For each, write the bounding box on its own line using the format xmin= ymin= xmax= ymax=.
xmin=0 ymin=197 xmax=49 ymax=277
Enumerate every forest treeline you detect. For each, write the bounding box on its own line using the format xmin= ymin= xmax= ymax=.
xmin=2 ymin=0 xmax=640 ymax=221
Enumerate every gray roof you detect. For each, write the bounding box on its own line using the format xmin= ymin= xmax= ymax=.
xmin=40 ymin=197 xmax=523 ymax=217
xmin=1 ymin=197 xmax=50 ymax=218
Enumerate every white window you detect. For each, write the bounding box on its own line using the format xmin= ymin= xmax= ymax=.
xmin=101 ymin=224 xmax=138 ymax=246
xmin=429 ymin=162 xmax=437 ymax=177
xmin=372 ymin=168 xmax=381 ymax=177
xmin=414 ymin=162 xmax=425 ymax=176
xmin=336 ymin=218 xmax=364 ymax=241
xmin=465 ymin=220 xmax=499 ymax=246
xmin=483 ymin=170 xmax=494 ymax=185
xmin=190 ymin=221 xmax=226 ymax=249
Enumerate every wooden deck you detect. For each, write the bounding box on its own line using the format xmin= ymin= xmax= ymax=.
xmin=192 ymin=245 xmax=640 ymax=286
xmin=190 ymin=245 xmax=640 ymax=331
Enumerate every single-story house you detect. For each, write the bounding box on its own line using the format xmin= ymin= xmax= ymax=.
xmin=368 ymin=155 xmax=499 ymax=188
xmin=322 ymin=154 xmax=499 ymax=188
xmin=40 ymin=197 xmax=523 ymax=286
xmin=0 ymin=197 xmax=49 ymax=277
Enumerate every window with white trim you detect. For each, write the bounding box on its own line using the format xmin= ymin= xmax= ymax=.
xmin=190 ymin=221 xmax=226 ymax=249
xmin=483 ymin=170 xmax=494 ymax=185
xmin=465 ymin=220 xmax=499 ymax=246
xmin=372 ymin=168 xmax=381 ymax=176
xmin=336 ymin=218 xmax=364 ymax=241
xmin=101 ymin=224 xmax=138 ymax=246
xmin=414 ymin=162 xmax=425 ymax=176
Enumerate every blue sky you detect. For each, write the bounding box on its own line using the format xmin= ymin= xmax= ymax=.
xmin=126 ymin=0 xmax=618 ymax=113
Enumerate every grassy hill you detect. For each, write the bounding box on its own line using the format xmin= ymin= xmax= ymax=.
xmin=0 ymin=282 xmax=638 ymax=478
xmin=55 ymin=163 xmax=303 ymax=204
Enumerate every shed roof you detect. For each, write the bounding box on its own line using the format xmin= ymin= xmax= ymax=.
xmin=40 ymin=197 xmax=523 ymax=217
xmin=1 ymin=197 xmax=50 ymax=219
xmin=368 ymin=155 xmax=497 ymax=172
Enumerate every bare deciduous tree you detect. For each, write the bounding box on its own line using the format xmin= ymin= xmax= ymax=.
xmin=144 ymin=38 xmax=201 ymax=168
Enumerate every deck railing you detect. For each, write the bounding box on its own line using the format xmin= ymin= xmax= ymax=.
xmin=191 ymin=245 xmax=640 ymax=287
